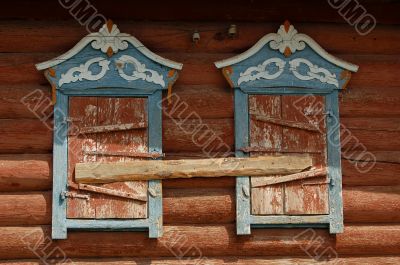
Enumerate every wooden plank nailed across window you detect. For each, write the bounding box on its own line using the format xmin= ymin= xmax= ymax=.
xmin=68 ymin=183 xmax=148 ymax=201
xmin=75 ymin=155 xmax=313 ymax=183
xmin=68 ymin=122 xmax=147 ymax=135
xmin=250 ymin=113 xmax=321 ymax=132
xmin=251 ymin=167 xmax=327 ymax=188
xmin=82 ymin=151 xmax=164 ymax=159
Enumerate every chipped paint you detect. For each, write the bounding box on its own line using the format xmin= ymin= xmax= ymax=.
xmin=250 ymin=95 xmax=329 ymax=216
xmin=67 ymin=97 xmax=149 ymax=219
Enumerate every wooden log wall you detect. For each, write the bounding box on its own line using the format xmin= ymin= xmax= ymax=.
xmin=0 ymin=0 xmax=399 ymax=263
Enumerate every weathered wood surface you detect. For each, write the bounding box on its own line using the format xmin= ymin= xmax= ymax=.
xmin=251 ymin=168 xmax=327 ymax=188
xmin=6 ymin=256 xmax=400 ymax=265
xmin=68 ymin=122 xmax=147 ymax=135
xmin=0 ymin=186 xmax=398 ymax=225
xmin=249 ymin=95 xmax=328 ymax=216
xmin=2 ymin=117 xmax=400 ymax=154
xmin=73 ymin=184 xmax=147 ymax=202
xmin=67 ymin=97 xmax=148 ymax=219
xmin=0 ymin=119 xmax=53 ymax=154
xmin=1 ymin=53 xmax=400 ymax=89
xmin=0 ymin=1 xmax=399 ymax=23
xmin=2 ymin=84 xmax=400 ymax=120
xmin=1 ymin=153 xmax=399 ymax=192
xmin=3 ymin=256 xmax=400 ymax=265
xmin=0 ymin=154 xmax=52 ymax=191
xmin=0 ymin=11 xmax=399 ymax=262
xmin=0 ymin=224 xmax=399 ymax=259
xmin=75 ymin=155 xmax=313 ymax=183
xmin=2 ymin=21 xmax=400 ymax=54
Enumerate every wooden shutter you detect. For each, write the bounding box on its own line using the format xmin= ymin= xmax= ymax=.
xmin=249 ymin=95 xmax=329 ymax=215
xmin=67 ymin=97 xmax=148 ymax=219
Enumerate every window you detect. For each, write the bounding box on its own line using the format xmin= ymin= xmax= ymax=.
xmin=36 ymin=21 xmax=182 ymax=239
xmin=215 ymin=21 xmax=358 ymax=234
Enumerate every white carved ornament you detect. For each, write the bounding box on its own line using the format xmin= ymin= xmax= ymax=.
xmin=58 ymin=55 xmax=165 ymax=87
xmin=238 ymin=57 xmax=338 ymax=87
xmin=91 ymin=23 xmax=130 ymax=55
xmin=289 ymin=58 xmax=338 ymax=87
xmin=36 ymin=21 xmax=183 ymax=71
xmin=269 ymin=23 xmax=306 ymax=56
xmin=238 ymin=58 xmax=286 ymax=85
xmin=116 ymin=55 xmax=165 ymax=86
xmin=215 ymin=21 xmax=358 ymax=72
xmin=59 ymin=57 xmax=110 ymax=87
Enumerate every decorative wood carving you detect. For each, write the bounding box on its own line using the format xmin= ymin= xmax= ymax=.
xmin=269 ymin=21 xmax=306 ymax=56
xmin=238 ymin=58 xmax=286 ymax=85
xmin=289 ymin=58 xmax=339 ymax=87
xmin=116 ymin=55 xmax=165 ymax=86
xmin=215 ymin=21 xmax=359 ymax=235
xmin=237 ymin=57 xmax=339 ymax=87
xmin=36 ymin=20 xmax=181 ymax=239
xmin=59 ymin=57 xmax=110 ymax=87
xmin=215 ymin=21 xmax=358 ymax=72
xmin=91 ymin=23 xmax=130 ymax=55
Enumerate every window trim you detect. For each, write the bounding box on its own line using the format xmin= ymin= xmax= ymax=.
xmin=235 ymin=88 xmax=343 ymax=234
xmin=52 ymin=89 xmax=163 ymax=239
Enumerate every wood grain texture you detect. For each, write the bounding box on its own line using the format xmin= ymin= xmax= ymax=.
xmin=2 ymin=53 xmax=400 ymax=88
xmin=1 ymin=224 xmax=399 ymax=259
xmin=2 ymin=21 xmax=400 ymax=54
xmin=2 ymin=83 xmax=400 ymax=120
xmin=0 ymin=0 xmax=398 ymax=23
xmin=0 ymin=186 xmax=398 ymax=226
xmin=0 ymin=119 xmax=52 ymax=154
xmin=67 ymin=97 xmax=148 ymax=219
xmin=75 ymin=155 xmax=313 ymax=183
xmin=2 ymin=256 xmax=400 ymax=265
xmin=249 ymin=95 xmax=328 ymax=216
xmin=3 ymin=116 xmax=400 ymax=153
xmin=0 ymin=154 xmax=51 ymax=191
xmin=0 ymin=153 xmax=399 ymax=192
xmin=1 ymin=13 xmax=399 ymax=261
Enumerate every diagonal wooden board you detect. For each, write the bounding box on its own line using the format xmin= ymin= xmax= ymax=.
xmin=75 ymin=154 xmax=313 ymax=184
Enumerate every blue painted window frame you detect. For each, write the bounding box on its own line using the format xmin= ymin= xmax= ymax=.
xmin=234 ymin=87 xmax=343 ymax=235
xmin=52 ymin=88 xmax=163 ymax=239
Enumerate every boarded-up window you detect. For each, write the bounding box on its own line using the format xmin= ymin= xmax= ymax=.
xmin=249 ymin=95 xmax=328 ymax=215
xmin=67 ymin=97 xmax=148 ymax=219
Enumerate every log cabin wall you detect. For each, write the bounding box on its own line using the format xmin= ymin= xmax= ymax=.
xmin=0 ymin=0 xmax=399 ymax=263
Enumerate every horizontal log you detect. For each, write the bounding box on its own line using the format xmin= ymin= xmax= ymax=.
xmin=340 ymin=86 xmax=400 ymax=117
xmin=0 ymin=1 xmax=398 ymax=23
xmin=163 ymin=118 xmax=400 ymax=153
xmin=0 ymin=84 xmax=52 ymax=119
xmin=2 ymin=21 xmax=400 ymax=54
xmin=0 ymin=119 xmax=52 ymax=153
xmin=0 ymin=186 xmax=398 ymax=225
xmin=342 ymin=159 xmax=400 ymax=186
xmin=2 ymin=53 xmax=400 ymax=90
xmin=0 ymin=152 xmax=399 ymax=192
xmin=75 ymin=155 xmax=313 ymax=183
xmin=1 ymin=83 xmax=400 ymax=120
xmin=0 ymin=154 xmax=52 ymax=191
xmin=4 ymin=256 xmax=400 ymax=264
xmin=0 ymin=84 xmax=232 ymax=120
xmin=0 ymin=192 xmax=51 ymax=225
xmin=163 ymin=188 xmax=234 ymax=224
xmin=0 ymin=224 xmax=399 ymax=259
xmin=343 ymin=186 xmax=400 ymax=223
xmin=343 ymin=151 xmax=400 ymax=164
